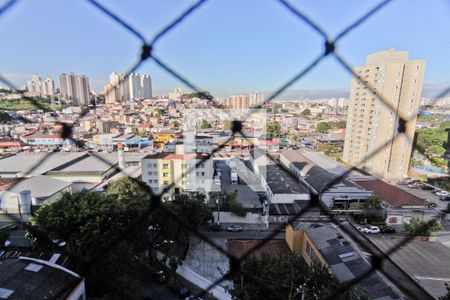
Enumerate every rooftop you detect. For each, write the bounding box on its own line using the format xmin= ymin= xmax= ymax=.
xmin=0 ymin=152 xmax=86 ymax=176
xmin=2 ymin=175 xmax=71 ymax=199
xmin=281 ymin=150 xmax=359 ymax=192
xmin=0 ymin=257 xmax=81 ymax=300
xmin=227 ymin=239 xmax=289 ymax=259
xmin=353 ymin=179 xmax=426 ymax=207
xmin=143 ymin=152 xmax=210 ymax=160
xmin=293 ymin=222 xmax=400 ymax=300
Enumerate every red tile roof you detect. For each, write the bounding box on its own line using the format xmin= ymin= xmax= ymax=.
xmin=354 ymin=179 xmax=426 ymax=207
xmin=227 ymin=239 xmax=289 ymax=259
xmin=144 ymin=152 xmax=210 ymax=160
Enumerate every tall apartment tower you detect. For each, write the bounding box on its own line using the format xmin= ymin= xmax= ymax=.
xmin=342 ymin=49 xmax=425 ymax=180
xmin=59 ymin=73 xmax=90 ymax=106
xmin=129 ymin=73 xmax=141 ymax=99
xmin=227 ymin=95 xmax=250 ymax=109
xmin=105 ymin=72 xmax=130 ymax=104
xmin=141 ymin=75 xmax=152 ymax=99
xmin=249 ymin=91 xmax=264 ymax=107
xmin=26 ymin=75 xmax=55 ymax=97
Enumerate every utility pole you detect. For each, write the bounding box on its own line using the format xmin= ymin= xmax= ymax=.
xmin=216 ymin=195 xmax=221 ymax=225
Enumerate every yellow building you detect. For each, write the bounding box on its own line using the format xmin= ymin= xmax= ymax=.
xmin=153 ymin=131 xmax=178 ymax=148
xmin=284 ymin=222 xmax=399 ymax=299
xmin=141 ymin=149 xmax=213 ymax=196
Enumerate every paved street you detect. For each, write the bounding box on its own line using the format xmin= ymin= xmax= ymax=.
xmin=368 ymin=234 xmax=450 ymax=299
xmin=341 ymin=221 xmax=433 ymax=300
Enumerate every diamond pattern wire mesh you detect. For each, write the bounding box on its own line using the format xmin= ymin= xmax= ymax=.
xmin=0 ymin=0 xmax=449 ymax=299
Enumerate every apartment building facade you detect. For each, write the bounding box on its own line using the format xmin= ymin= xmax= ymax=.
xmin=343 ymin=49 xmax=425 ymax=179
xmin=141 ymin=151 xmax=213 ymax=197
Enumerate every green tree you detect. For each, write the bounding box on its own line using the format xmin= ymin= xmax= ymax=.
xmin=0 ymin=112 xmax=11 ymax=123
xmin=300 ymin=109 xmax=311 ymax=118
xmin=363 ymin=196 xmax=382 ymax=210
xmin=105 ymin=177 xmax=148 ymax=201
xmin=27 ymin=191 xmax=152 ymax=298
xmin=336 ymin=120 xmax=347 ymax=128
xmin=404 ymin=217 xmax=442 ymax=237
xmin=317 ymin=112 xmax=323 ymax=120
xmin=0 ymin=228 xmax=10 ymax=246
xmin=264 ymin=121 xmax=281 ymax=138
xmin=154 ymin=192 xmax=212 ymax=247
xmin=212 ymin=190 xmax=246 ymax=217
xmin=224 ymin=120 xmax=232 ymax=130
xmin=230 ymin=253 xmax=349 ymax=300
xmin=317 ymin=122 xmax=331 ymax=133
xmin=199 ymin=120 xmax=212 ymax=129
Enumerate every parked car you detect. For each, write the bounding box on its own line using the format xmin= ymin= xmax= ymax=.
xmin=436 ymin=191 xmax=450 ymax=197
xmin=152 ymin=270 xmax=167 ymax=283
xmin=185 ymin=296 xmax=204 ymax=300
xmin=434 ymin=190 xmax=449 ymax=196
xmin=356 ymin=226 xmax=365 ymax=232
xmin=178 ymin=287 xmax=190 ymax=298
xmin=421 ymin=185 xmax=435 ymax=191
xmin=227 ymin=225 xmax=242 ymax=232
xmin=208 ymin=224 xmax=223 ymax=232
xmin=380 ymin=226 xmax=396 ymax=233
xmin=397 ymin=180 xmax=409 ymax=185
xmin=441 ymin=196 xmax=450 ymax=202
xmin=408 ymin=183 xmax=422 ymax=188
xmin=363 ymin=226 xmax=381 ymax=234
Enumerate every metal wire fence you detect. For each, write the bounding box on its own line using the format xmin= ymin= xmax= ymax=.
xmin=0 ymin=0 xmax=449 ymax=299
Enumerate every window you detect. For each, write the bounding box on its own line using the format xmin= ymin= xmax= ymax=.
xmin=163 ymin=181 xmax=169 ymax=185
xmin=148 ymin=171 xmax=152 ymax=175
xmin=153 ymin=163 xmax=157 ymax=167
xmin=163 ymin=172 xmax=169 ymax=177
xmin=163 ymin=163 xmax=169 ymax=169
xmin=201 ymin=172 xmax=205 ymax=176
xmin=148 ymin=179 xmax=153 ymax=184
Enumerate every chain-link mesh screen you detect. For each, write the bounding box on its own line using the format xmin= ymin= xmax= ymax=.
xmin=0 ymin=1 xmax=449 ymax=299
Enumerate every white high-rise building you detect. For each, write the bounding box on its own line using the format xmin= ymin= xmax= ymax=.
xmin=342 ymin=49 xmax=426 ymax=180
xmin=249 ymin=91 xmax=264 ymax=107
xmin=104 ymin=72 xmax=130 ymax=104
xmin=129 ymin=73 xmax=142 ymax=99
xmin=169 ymin=88 xmax=183 ymax=100
xmin=141 ymin=75 xmax=152 ymax=99
xmin=26 ymin=75 xmax=55 ymax=97
xmin=59 ymin=73 xmax=90 ymax=106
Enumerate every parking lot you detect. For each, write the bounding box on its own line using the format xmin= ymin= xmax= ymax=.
xmin=392 ymin=179 xmax=449 ymax=210
xmin=214 ymin=159 xmax=262 ymax=209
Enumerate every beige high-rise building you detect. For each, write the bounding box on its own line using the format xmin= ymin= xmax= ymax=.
xmin=227 ymin=95 xmax=249 ymax=109
xmin=342 ymin=49 xmax=425 ymax=180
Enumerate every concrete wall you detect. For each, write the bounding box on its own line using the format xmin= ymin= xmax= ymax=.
xmin=213 ymin=212 xmax=265 ymax=224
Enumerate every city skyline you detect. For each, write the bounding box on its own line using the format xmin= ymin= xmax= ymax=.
xmin=1 ymin=0 xmax=450 ymax=99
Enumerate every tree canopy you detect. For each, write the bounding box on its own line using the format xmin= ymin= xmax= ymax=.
xmin=26 ymin=179 xmax=212 ymax=298
xmin=264 ymin=121 xmax=281 ymax=138
xmin=230 ymin=252 xmax=349 ymax=300
xmin=404 ymin=217 xmax=442 ymax=237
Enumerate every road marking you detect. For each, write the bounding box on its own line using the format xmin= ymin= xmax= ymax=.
xmin=413 ymin=276 xmax=450 ymax=281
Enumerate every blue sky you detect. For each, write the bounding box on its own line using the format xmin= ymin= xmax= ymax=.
xmin=1 ymin=0 xmax=450 ymax=99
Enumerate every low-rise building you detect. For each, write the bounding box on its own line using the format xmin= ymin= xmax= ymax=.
xmin=250 ymin=149 xmax=310 ymax=206
xmin=141 ymin=149 xmax=213 ymax=197
xmin=280 ymin=150 xmax=372 ymax=210
xmin=286 ymin=222 xmax=400 ymax=300
xmin=0 ymin=255 xmax=85 ymax=300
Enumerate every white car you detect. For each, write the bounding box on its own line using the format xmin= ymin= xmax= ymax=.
xmin=227 ymin=225 xmax=242 ymax=232
xmin=363 ymin=226 xmax=380 ymax=234
xmin=436 ymin=191 xmax=449 ymax=197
